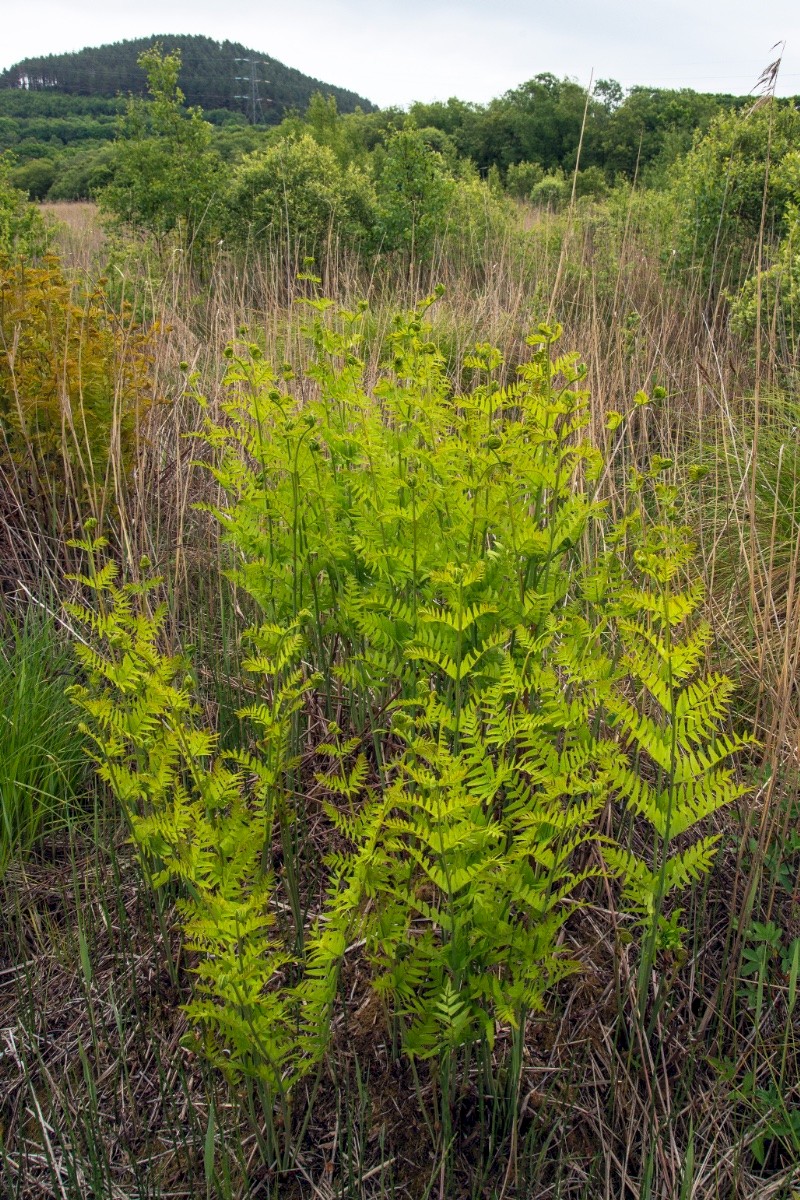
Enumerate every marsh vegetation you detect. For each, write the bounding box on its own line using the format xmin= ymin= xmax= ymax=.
xmin=1 ymin=44 xmax=800 ymax=1200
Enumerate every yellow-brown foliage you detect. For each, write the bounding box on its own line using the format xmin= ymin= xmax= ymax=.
xmin=0 ymin=256 xmax=156 ymax=506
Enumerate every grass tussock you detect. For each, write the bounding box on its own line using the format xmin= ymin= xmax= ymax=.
xmin=0 ymin=611 xmax=87 ymax=873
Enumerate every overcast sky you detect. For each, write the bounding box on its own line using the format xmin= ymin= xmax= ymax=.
xmin=3 ymin=0 xmax=799 ymax=107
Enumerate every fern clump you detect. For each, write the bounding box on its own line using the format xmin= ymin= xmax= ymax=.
xmin=597 ymin=507 xmax=755 ymax=1006
xmin=311 ymin=643 xmax=610 ymax=1061
xmin=69 ymin=294 xmax=750 ymax=1095
xmin=66 ymin=532 xmax=306 ymax=1091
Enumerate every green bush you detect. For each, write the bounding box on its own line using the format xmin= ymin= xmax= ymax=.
xmin=440 ymin=173 xmax=516 ymax=271
xmin=531 ymin=171 xmax=567 ymax=209
xmin=225 ymin=133 xmax=375 ymax=257
xmin=373 ymin=127 xmax=456 ymax=258
xmin=47 ymin=144 xmax=118 ymax=201
xmin=505 ymin=159 xmax=544 ymax=199
xmin=9 ymin=156 xmax=57 ymax=201
xmin=670 ymin=100 xmax=800 ymax=290
xmin=0 ymin=155 xmax=47 ymax=258
xmin=0 ymin=258 xmax=157 ymax=511
xmin=574 ymin=165 xmax=609 ymax=200
xmin=729 ymin=203 xmax=800 ymax=365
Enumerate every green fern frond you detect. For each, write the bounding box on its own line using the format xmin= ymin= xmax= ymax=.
xmin=663 ymin=836 xmax=722 ymax=894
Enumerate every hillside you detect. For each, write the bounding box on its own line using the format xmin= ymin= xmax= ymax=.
xmin=0 ymin=34 xmax=375 ymax=122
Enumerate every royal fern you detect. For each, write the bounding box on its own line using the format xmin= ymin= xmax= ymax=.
xmin=67 ymin=297 xmax=752 ymax=1103
xmin=66 ymin=529 xmax=311 ymax=1091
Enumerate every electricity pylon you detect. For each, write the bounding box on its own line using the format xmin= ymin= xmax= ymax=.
xmin=234 ymin=57 xmax=268 ymax=124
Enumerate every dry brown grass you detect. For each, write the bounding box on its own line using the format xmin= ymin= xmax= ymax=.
xmin=40 ymin=201 xmax=107 ymax=276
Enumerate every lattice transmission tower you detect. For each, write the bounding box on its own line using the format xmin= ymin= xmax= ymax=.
xmin=234 ymin=57 xmax=269 ymax=124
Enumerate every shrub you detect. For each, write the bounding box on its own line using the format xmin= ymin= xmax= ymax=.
xmin=0 ymin=155 xmax=47 ymax=258
xmin=729 ymin=202 xmax=800 ymax=367
xmin=505 ymin=159 xmax=544 ymax=199
xmin=574 ymin=164 xmax=609 ymax=200
xmin=225 ymin=133 xmax=375 ymax=258
xmin=47 ymin=144 xmax=118 ymax=201
xmin=373 ymin=128 xmax=456 ymax=258
xmin=436 ymin=173 xmax=516 ymax=274
xmin=9 ymin=156 xmax=57 ymax=201
xmin=670 ymin=99 xmax=800 ymax=290
xmin=531 ymin=171 xmax=567 ymax=209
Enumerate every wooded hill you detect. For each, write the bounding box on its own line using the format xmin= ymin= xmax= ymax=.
xmin=0 ymin=34 xmax=375 ymax=123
